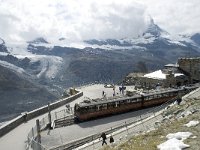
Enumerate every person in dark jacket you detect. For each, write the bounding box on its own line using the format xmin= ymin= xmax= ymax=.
xmin=100 ymin=132 xmax=107 ymax=146
xmin=110 ymin=135 xmax=114 ymax=143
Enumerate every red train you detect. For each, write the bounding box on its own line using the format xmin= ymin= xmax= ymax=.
xmin=74 ymin=86 xmax=196 ymax=121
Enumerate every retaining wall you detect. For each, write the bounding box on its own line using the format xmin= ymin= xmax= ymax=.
xmin=0 ymin=90 xmax=83 ymax=137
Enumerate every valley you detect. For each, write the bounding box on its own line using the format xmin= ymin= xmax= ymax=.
xmin=1 ymin=19 xmax=200 ymax=122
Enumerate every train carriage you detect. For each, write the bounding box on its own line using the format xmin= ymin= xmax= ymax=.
xmin=74 ymin=86 xmax=196 ymax=121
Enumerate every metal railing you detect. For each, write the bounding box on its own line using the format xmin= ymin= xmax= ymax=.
xmin=26 ymin=103 xmax=75 ymax=149
xmin=75 ymin=102 xmax=172 ymax=150
xmin=26 ymin=107 xmax=73 ymax=150
xmin=48 ymin=98 xmax=176 ymax=150
xmin=27 ymin=94 xmax=181 ymax=150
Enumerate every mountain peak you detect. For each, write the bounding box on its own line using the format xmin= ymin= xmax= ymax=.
xmin=150 ymin=17 xmax=155 ymax=25
xmin=59 ymin=37 xmax=66 ymax=41
xmin=0 ymin=37 xmax=8 ymax=53
xmin=143 ymin=18 xmax=168 ymax=37
xmin=27 ymin=37 xmax=49 ymax=44
xmin=191 ymin=33 xmax=200 ymax=45
xmin=0 ymin=38 xmax=5 ymax=45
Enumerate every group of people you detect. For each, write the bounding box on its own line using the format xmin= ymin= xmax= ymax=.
xmin=102 ymin=85 xmax=126 ymax=98
xmin=100 ymin=132 xmax=114 ymax=146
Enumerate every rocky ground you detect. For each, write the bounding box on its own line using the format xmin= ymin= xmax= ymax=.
xmin=100 ymin=88 xmax=200 ymax=150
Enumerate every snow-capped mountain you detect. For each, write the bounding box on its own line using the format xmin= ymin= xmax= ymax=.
xmin=0 ymin=38 xmax=8 ymax=53
xmin=191 ymin=33 xmax=200 ymax=46
xmin=84 ymin=19 xmax=199 ymax=51
xmin=1 ymin=18 xmax=200 ymax=122
xmin=27 ymin=37 xmax=49 ymax=44
xmin=144 ymin=18 xmax=169 ymax=37
xmin=1 ymin=18 xmax=200 ymax=87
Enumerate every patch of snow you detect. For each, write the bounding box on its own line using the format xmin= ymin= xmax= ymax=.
xmin=162 ymin=33 xmax=195 ymax=47
xmin=0 ymin=60 xmax=25 ymax=74
xmin=90 ymin=44 xmax=145 ymax=50
xmin=167 ymin=40 xmax=187 ymax=47
xmin=184 ymin=120 xmax=199 ymax=127
xmin=0 ymin=52 xmax=9 ymax=56
xmin=6 ymin=42 xmax=36 ymax=58
xmin=30 ymin=43 xmax=53 ymax=48
xmin=84 ymin=42 xmax=145 ymax=50
xmin=144 ymin=70 xmax=166 ymax=80
xmin=166 ymin=132 xmax=192 ymax=140
xmin=0 ymin=38 xmax=4 ymax=45
xmin=181 ymin=110 xmax=193 ymax=118
xmin=158 ymin=132 xmax=192 ymax=150
xmin=125 ymin=36 xmax=156 ymax=45
xmin=5 ymin=42 xmax=63 ymax=79
xmin=29 ymin=55 xmax=63 ymax=79
xmin=0 ymin=121 xmax=8 ymax=127
xmin=174 ymin=73 xmax=184 ymax=77
xmin=191 ymin=136 xmax=197 ymax=139
xmin=157 ymin=138 xmax=190 ymax=150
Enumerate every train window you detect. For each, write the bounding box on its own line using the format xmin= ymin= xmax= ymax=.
xmin=127 ymin=99 xmax=131 ymax=103
xmin=129 ymin=98 xmax=134 ymax=102
xmin=120 ymin=101 xmax=124 ymax=104
xmin=137 ymin=98 xmax=142 ymax=102
xmin=99 ymin=105 xmax=103 ymax=110
xmin=163 ymin=93 xmax=169 ymax=97
xmin=102 ymin=104 xmax=107 ymax=110
xmin=108 ymin=102 xmax=115 ymax=108
xmin=88 ymin=106 xmax=95 ymax=112
xmin=147 ymin=95 xmax=154 ymax=100
xmin=169 ymin=92 xmax=175 ymax=96
xmin=79 ymin=107 xmax=88 ymax=113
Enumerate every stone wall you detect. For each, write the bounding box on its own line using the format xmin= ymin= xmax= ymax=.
xmin=0 ymin=90 xmax=83 ymax=137
xmin=178 ymin=57 xmax=200 ymax=82
xmin=136 ymin=77 xmax=164 ymax=89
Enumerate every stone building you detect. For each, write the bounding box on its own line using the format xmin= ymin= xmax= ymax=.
xmin=178 ymin=57 xmax=200 ymax=83
xmin=124 ymin=57 xmax=200 ymax=89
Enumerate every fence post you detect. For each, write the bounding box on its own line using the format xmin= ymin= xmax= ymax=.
xmin=47 ymin=103 xmax=52 ymax=129
xmin=125 ymin=121 xmax=129 ymax=134
xmin=140 ymin=115 xmax=145 ymax=130
xmin=92 ymin=135 xmax=94 ymax=150
xmin=27 ymin=135 xmax=30 ymax=148
xmin=55 ymin=112 xmax=57 ymax=120
xmin=32 ymin=127 xmax=34 ymax=139
xmin=70 ymin=107 xmax=73 ymax=114
xmin=36 ymin=119 xmax=41 ymax=144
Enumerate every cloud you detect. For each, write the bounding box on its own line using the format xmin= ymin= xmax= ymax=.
xmin=0 ymin=0 xmax=199 ymax=43
xmin=0 ymin=0 xmax=147 ymax=43
xmin=138 ymin=0 xmax=200 ymax=34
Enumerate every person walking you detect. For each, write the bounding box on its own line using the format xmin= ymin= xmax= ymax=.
xmin=110 ymin=135 xmax=114 ymax=144
xmin=100 ymin=132 xmax=107 ymax=146
xmin=102 ymin=91 xmax=105 ymax=97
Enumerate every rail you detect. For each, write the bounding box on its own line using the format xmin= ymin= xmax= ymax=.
xmin=26 ymin=90 xmax=83 ymax=150
xmin=48 ymin=96 xmax=178 ymax=150
xmin=27 ymin=85 xmax=198 ymax=150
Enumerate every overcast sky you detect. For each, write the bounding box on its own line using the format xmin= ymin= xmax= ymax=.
xmin=0 ymin=0 xmax=199 ymax=43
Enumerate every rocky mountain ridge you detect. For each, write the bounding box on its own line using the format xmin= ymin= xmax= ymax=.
xmin=1 ymin=19 xmax=200 ymax=122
